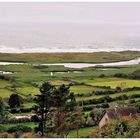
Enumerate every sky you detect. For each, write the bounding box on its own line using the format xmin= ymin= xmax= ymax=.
xmin=0 ymin=2 xmax=140 ymax=53
xmin=0 ymin=2 xmax=140 ymax=25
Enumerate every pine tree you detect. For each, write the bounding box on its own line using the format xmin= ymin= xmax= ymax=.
xmin=34 ymin=82 xmax=55 ymax=137
xmin=52 ymin=84 xmax=83 ymax=137
xmin=0 ymin=97 xmax=4 ymax=115
xmin=8 ymin=94 xmax=23 ymax=109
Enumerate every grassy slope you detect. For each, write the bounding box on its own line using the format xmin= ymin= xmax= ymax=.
xmin=75 ymin=78 xmax=140 ymax=89
xmin=0 ymin=51 xmax=140 ymax=63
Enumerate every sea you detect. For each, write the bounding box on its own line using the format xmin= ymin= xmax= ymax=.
xmin=0 ymin=23 xmax=140 ymax=53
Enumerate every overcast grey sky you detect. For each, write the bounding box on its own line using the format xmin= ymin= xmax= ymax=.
xmin=0 ymin=2 xmax=140 ymax=53
xmin=0 ymin=2 xmax=140 ymax=25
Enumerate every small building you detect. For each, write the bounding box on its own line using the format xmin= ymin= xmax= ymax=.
xmin=99 ymin=106 xmax=137 ymax=128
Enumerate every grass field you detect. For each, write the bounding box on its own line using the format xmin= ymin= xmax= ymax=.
xmin=16 ymin=86 xmax=39 ymax=97
xmin=0 ymin=51 xmax=140 ymax=138
xmin=70 ymin=85 xmax=106 ymax=94
xmin=75 ymin=78 xmax=140 ymax=89
xmin=0 ymin=88 xmax=12 ymax=98
xmin=0 ymin=80 xmax=12 ymax=88
xmin=68 ymin=126 xmax=97 ymax=138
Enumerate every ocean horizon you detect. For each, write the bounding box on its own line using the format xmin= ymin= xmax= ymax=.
xmin=1 ymin=23 xmax=140 ymax=53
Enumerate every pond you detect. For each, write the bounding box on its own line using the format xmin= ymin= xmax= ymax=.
xmin=0 ymin=57 xmax=140 ymax=68
xmin=40 ymin=57 xmax=140 ymax=68
xmin=0 ymin=62 xmax=24 ymax=65
xmin=0 ymin=71 xmax=15 ymax=74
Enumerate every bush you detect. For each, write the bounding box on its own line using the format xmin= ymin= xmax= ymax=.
xmin=94 ymin=90 xmax=116 ymax=95
xmin=114 ymin=73 xmax=127 ymax=78
xmin=128 ymin=99 xmax=136 ymax=104
xmin=14 ymin=132 xmax=22 ymax=138
xmin=10 ymin=108 xmax=20 ymax=114
xmin=7 ymin=125 xmax=32 ymax=133
xmin=99 ymin=74 xmax=105 ymax=78
xmin=115 ymin=94 xmax=128 ymax=101
xmin=0 ymin=124 xmax=6 ymax=132
xmin=20 ymin=107 xmax=33 ymax=113
xmin=101 ymin=103 xmax=109 ymax=108
xmin=135 ymin=104 xmax=140 ymax=113
xmin=130 ymin=94 xmax=140 ymax=98
xmin=131 ymin=70 xmax=140 ymax=79
xmin=31 ymin=115 xmax=39 ymax=122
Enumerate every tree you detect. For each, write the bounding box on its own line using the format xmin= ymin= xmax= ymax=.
xmin=8 ymin=94 xmax=23 ymax=109
xmin=114 ymin=120 xmax=129 ymax=135
xmin=34 ymin=83 xmax=83 ymax=138
xmin=66 ymin=107 xmax=84 ymax=138
xmin=0 ymin=97 xmax=4 ymax=115
xmin=51 ymin=85 xmax=83 ymax=138
xmin=34 ymin=82 xmax=55 ymax=137
xmin=90 ymin=108 xmax=105 ymax=125
xmin=51 ymin=84 xmax=72 ymax=137
xmin=90 ymin=120 xmax=129 ymax=138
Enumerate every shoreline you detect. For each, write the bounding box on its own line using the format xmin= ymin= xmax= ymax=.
xmin=0 ymin=50 xmax=140 ymax=54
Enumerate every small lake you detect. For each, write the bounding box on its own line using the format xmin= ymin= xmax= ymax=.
xmin=98 ymin=68 xmax=118 ymax=71
xmin=50 ymin=71 xmax=82 ymax=76
xmin=0 ymin=71 xmax=15 ymax=74
xmin=0 ymin=57 xmax=140 ymax=68
xmin=0 ymin=62 xmax=24 ymax=65
xmin=41 ymin=57 xmax=140 ymax=68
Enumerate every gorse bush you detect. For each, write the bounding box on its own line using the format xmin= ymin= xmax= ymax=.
xmin=131 ymin=70 xmax=140 ymax=79
xmin=113 ymin=73 xmax=128 ymax=78
xmin=79 ymin=96 xmax=113 ymax=106
xmin=83 ymin=103 xmax=109 ymax=111
xmin=0 ymin=124 xmax=6 ymax=132
xmin=74 ymin=90 xmax=116 ymax=98
xmin=7 ymin=125 xmax=32 ymax=133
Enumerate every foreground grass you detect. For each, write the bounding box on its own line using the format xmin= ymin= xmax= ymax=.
xmin=67 ymin=126 xmax=97 ymax=138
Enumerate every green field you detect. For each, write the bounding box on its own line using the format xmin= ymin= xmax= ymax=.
xmin=0 ymin=51 xmax=140 ymax=138
xmin=70 ymin=85 xmax=106 ymax=94
xmin=76 ymin=78 xmax=140 ymax=89
xmin=0 ymin=89 xmax=13 ymax=98
xmin=16 ymin=86 xmax=39 ymax=97
xmin=68 ymin=126 xmax=97 ymax=138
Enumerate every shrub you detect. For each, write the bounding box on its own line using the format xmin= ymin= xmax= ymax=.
xmin=0 ymin=124 xmax=6 ymax=132
xmin=135 ymin=104 xmax=140 ymax=113
xmin=115 ymin=94 xmax=128 ymax=101
xmin=130 ymin=94 xmax=140 ymax=98
xmin=94 ymin=90 xmax=116 ymax=95
xmin=14 ymin=132 xmax=22 ymax=138
xmin=131 ymin=70 xmax=140 ymax=79
xmin=90 ymin=120 xmax=129 ymax=138
xmin=31 ymin=115 xmax=39 ymax=122
xmin=10 ymin=108 xmax=20 ymax=114
xmin=114 ymin=73 xmax=127 ymax=78
xmin=7 ymin=125 xmax=32 ymax=133
xmin=99 ymin=74 xmax=105 ymax=78
xmin=128 ymin=99 xmax=136 ymax=104
xmin=101 ymin=103 xmax=109 ymax=108
xmin=20 ymin=107 xmax=33 ymax=113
